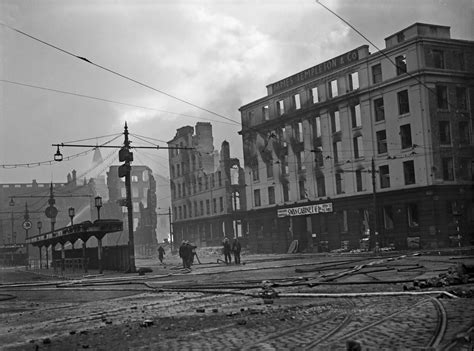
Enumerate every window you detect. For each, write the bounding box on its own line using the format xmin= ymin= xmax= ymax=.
xmin=383 ymin=206 xmax=394 ymax=229
xmin=329 ymin=79 xmax=338 ymax=98
xmin=395 ymin=54 xmax=407 ymax=75
xmin=121 ymin=187 xmax=126 ymax=198
xmin=376 ymin=130 xmax=388 ymax=154
xmin=277 ymin=100 xmax=285 ymax=116
xmin=454 ymin=52 xmax=465 ymax=71
xmin=293 ymin=94 xmax=301 ymax=110
xmin=334 ymin=141 xmax=342 ymax=163
xmin=206 ymin=199 xmax=210 ymax=215
xmin=295 ymin=121 xmax=303 ymax=142
xmin=311 ymin=87 xmax=319 ymax=103
xmin=432 ymin=49 xmax=444 ymax=69
xmin=218 ymin=171 xmax=222 ymax=186
xmin=263 ymin=105 xmax=269 ymax=120
xmin=200 ymin=201 xmax=204 ymax=216
xmin=281 ymin=155 xmax=289 ymax=175
xmin=194 ymin=201 xmax=198 ymax=216
xmin=266 ymin=161 xmax=273 ymax=179
xmin=349 ymin=72 xmax=359 ymax=90
xmin=176 ymin=165 xmax=180 ymax=177
xmin=403 ymin=160 xmax=415 ymax=185
xmin=374 ymin=98 xmax=385 ymax=122
xmin=198 ymin=176 xmax=202 ymax=191
xmin=247 ymin=110 xmax=254 ymax=123
xmin=252 ymin=165 xmax=259 ymax=181
xmin=379 ymin=165 xmax=390 ymax=188
xmin=171 ymin=165 xmax=175 ymax=178
xmin=219 ymin=197 xmax=224 ymax=212
xmin=189 ymin=203 xmax=193 ymax=218
xmin=353 ymin=135 xmax=364 ymax=159
xmin=355 ymin=169 xmax=363 ymax=192
xmin=397 ymin=32 xmax=405 ymax=43
xmin=298 ymin=151 xmax=306 ymax=170
xmin=439 ymin=121 xmax=451 ymax=145
xmin=282 ymin=183 xmax=289 ymax=202
xmin=313 ymin=116 xmax=321 ymax=138
xmin=351 ymin=104 xmax=361 ymax=128
xmin=131 ymin=175 xmax=139 ymax=182
xmin=436 ymin=85 xmax=448 ymax=109
xmin=456 ymin=87 xmax=467 ymax=110
xmin=268 ymin=186 xmax=275 ymax=204
xmin=400 ymin=124 xmax=412 ymax=149
xmin=335 ymin=172 xmax=344 ymax=194
xmin=313 ymin=147 xmax=323 ymax=167
xmin=299 ymin=180 xmax=306 ymax=199
xmin=316 ymin=175 xmax=326 ymax=197
xmin=177 ymin=184 xmax=181 ymax=198
xmin=254 ymin=189 xmax=261 ymax=207
xmin=459 ymin=121 xmax=470 ymax=145
xmin=213 ymin=198 xmax=217 ymax=213
xmin=442 ymin=158 xmax=454 ymax=180
xmin=407 ymin=203 xmax=419 ymax=227
xmin=458 ymin=158 xmax=472 ymax=180
xmin=397 ymin=90 xmax=410 ymax=114
xmin=331 ymin=110 xmax=341 ymax=133
xmin=372 ymin=64 xmax=382 ymax=84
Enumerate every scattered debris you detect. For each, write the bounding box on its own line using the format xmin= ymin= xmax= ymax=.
xmin=42 ymin=338 xmax=51 ymax=344
xmin=138 ymin=267 xmax=153 ymax=276
xmin=196 ymin=308 xmax=205 ymax=313
xmin=140 ymin=319 xmax=154 ymax=327
xmin=212 ymin=308 xmax=219 ymax=313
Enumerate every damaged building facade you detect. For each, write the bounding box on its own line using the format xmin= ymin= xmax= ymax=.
xmin=239 ymin=23 xmax=474 ymax=253
xmin=168 ymin=122 xmax=246 ymax=247
xmin=104 ymin=165 xmax=158 ymax=255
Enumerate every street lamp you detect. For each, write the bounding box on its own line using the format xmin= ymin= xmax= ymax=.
xmin=95 ymin=196 xmax=102 ymax=220
xmin=68 ymin=207 xmax=75 ymax=226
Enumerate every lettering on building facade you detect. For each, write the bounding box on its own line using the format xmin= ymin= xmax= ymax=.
xmin=277 ymin=203 xmax=333 ymax=218
xmin=269 ymin=49 xmax=360 ymax=94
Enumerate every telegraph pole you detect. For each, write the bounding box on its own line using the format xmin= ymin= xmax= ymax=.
xmin=119 ymin=123 xmax=136 ymax=273
xmin=370 ymin=157 xmax=378 ymax=252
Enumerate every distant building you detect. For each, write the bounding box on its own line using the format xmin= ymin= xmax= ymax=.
xmin=168 ymin=122 xmax=246 ymax=247
xmin=0 ymin=171 xmax=94 ymax=246
xmin=104 ymin=165 xmax=158 ymax=255
xmin=239 ymin=23 xmax=473 ymax=253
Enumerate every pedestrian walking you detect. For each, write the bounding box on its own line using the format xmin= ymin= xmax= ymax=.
xmin=232 ymin=237 xmax=241 ymax=264
xmin=157 ymin=245 xmax=165 ymax=263
xmin=185 ymin=241 xmax=197 ymax=268
xmin=223 ymin=237 xmax=232 ymax=264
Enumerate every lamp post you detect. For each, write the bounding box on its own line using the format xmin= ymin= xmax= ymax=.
xmin=95 ymin=196 xmax=102 ymax=220
xmin=37 ymin=221 xmax=42 ymax=269
xmin=68 ymin=207 xmax=75 ymax=226
xmin=9 ymin=198 xmax=14 ymax=244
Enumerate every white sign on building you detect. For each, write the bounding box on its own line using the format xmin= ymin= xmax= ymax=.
xmin=277 ymin=203 xmax=333 ymax=218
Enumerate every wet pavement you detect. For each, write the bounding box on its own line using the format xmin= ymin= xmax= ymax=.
xmin=1 ymin=249 xmax=473 ymax=350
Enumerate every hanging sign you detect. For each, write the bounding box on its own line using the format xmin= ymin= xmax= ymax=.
xmin=277 ymin=203 xmax=333 ymax=218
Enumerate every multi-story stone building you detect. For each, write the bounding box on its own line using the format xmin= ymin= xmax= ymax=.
xmin=239 ymin=23 xmax=473 ymax=253
xmin=168 ymin=122 xmax=246 ymax=247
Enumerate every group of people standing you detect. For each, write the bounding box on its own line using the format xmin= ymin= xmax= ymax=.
xmin=178 ymin=240 xmax=197 ymax=269
xmin=223 ymin=237 xmax=241 ymax=264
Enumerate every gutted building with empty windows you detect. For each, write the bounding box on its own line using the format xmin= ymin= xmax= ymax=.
xmin=239 ymin=23 xmax=473 ymax=253
xmin=168 ymin=122 xmax=246 ymax=248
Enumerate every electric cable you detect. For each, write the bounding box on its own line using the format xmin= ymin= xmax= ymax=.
xmin=0 ymin=23 xmax=241 ymax=126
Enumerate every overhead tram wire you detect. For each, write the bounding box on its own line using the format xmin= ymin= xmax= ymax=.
xmin=0 ymin=79 xmax=237 ymax=126
xmin=0 ymin=23 xmax=241 ymax=126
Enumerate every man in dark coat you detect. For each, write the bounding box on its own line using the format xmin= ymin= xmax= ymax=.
xmin=223 ymin=237 xmax=232 ymax=264
xmin=232 ymin=237 xmax=242 ymax=264
xmin=158 ymin=245 xmax=165 ymax=263
xmin=179 ymin=241 xmax=187 ymax=268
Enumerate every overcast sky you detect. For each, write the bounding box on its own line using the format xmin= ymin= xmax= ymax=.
xmin=0 ymin=0 xmax=472 ymax=184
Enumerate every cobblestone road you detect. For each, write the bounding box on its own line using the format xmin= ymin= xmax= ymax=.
xmin=1 ymin=252 xmax=473 ymax=350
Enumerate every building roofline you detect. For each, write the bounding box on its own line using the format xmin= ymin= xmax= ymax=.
xmin=384 ymin=22 xmax=451 ymax=41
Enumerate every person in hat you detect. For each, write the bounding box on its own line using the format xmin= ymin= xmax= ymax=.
xmin=222 ymin=237 xmax=232 ymax=264
xmin=179 ymin=240 xmax=187 ymax=268
xmin=232 ymin=237 xmax=242 ymax=264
